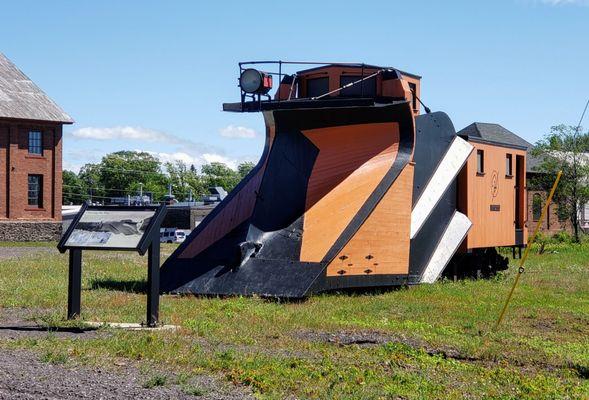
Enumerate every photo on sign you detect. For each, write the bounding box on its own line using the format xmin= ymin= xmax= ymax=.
xmin=64 ymin=209 xmax=156 ymax=249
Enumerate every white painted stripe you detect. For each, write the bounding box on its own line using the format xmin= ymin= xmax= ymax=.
xmin=410 ymin=136 xmax=473 ymax=239
xmin=420 ymin=211 xmax=472 ymax=283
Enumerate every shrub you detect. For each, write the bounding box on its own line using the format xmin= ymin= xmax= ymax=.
xmin=552 ymin=231 xmax=573 ymax=243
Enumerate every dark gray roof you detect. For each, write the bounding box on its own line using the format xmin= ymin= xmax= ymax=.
xmin=457 ymin=122 xmax=542 ymax=173
xmin=457 ymin=122 xmax=532 ymax=149
xmin=0 ymin=53 xmax=73 ymax=123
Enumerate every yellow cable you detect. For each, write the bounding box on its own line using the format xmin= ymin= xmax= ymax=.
xmin=494 ymin=170 xmax=562 ymax=329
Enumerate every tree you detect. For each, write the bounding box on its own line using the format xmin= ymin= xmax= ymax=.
xmin=237 ymin=161 xmax=255 ymax=179
xmin=531 ymin=124 xmax=589 ymax=242
xmin=64 ymin=151 xmax=249 ymax=204
xmin=78 ymin=163 xmax=105 ymax=202
xmin=62 ymin=170 xmax=87 ymax=204
xmin=165 ymin=160 xmax=207 ymax=201
xmin=201 ymin=162 xmax=240 ymax=191
xmin=99 ymin=151 xmax=166 ymax=198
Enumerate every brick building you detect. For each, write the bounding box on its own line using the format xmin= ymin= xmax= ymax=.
xmin=0 ymin=53 xmax=73 ymax=241
xmin=526 ymin=155 xmax=575 ymax=235
xmin=457 ymin=122 xmax=575 ymax=236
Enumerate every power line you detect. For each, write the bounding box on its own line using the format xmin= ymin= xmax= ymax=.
xmin=75 ymin=155 xmax=196 ymax=176
xmin=574 ymin=98 xmax=589 ymax=134
xmin=63 ymin=184 xmax=141 ymax=194
xmin=63 ymin=183 xmax=206 ymax=200
xmin=70 ymin=154 xmax=245 ymax=176
xmin=63 ymin=183 xmax=202 ymax=197
xmin=62 ymin=192 xmax=168 ymax=202
xmin=62 ymin=192 xmax=111 ymax=200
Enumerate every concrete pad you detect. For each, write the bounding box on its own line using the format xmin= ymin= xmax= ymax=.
xmin=84 ymin=321 xmax=180 ymax=331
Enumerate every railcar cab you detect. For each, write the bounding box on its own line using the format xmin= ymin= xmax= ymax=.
xmin=222 ymin=62 xmax=422 ymax=115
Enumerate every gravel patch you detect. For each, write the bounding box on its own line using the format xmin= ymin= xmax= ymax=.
xmin=0 ymin=308 xmax=102 ymax=340
xmin=295 ymin=330 xmax=589 ymax=378
xmin=295 ymin=329 xmax=472 ymax=360
xmin=0 ymin=348 xmax=253 ymax=399
xmin=0 ymin=247 xmax=55 ymax=261
xmin=0 ymin=308 xmax=254 ymax=399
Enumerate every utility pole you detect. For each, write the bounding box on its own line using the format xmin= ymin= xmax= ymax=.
xmin=139 ymin=182 xmax=144 ymax=205
xmin=88 ymin=177 xmax=94 ymax=205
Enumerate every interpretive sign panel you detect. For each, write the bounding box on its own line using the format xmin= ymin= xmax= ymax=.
xmin=57 ymin=203 xmax=167 ymax=326
xmin=64 ymin=209 xmax=156 ymax=249
xmin=58 ymin=204 xmax=165 ymax=253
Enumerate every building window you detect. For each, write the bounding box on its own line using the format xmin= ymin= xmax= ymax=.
xmin=28 ymin=174 xmax=43 ymax=207
xmin=476 ymin=150 xmax=484 ymax=174
xmin=532 ymin=193 xmax=542 ymax=221
xmin=506 ymin=154 xmax=513 ymax=177
xmin=28 ymin=131 xmax=43 ymax=155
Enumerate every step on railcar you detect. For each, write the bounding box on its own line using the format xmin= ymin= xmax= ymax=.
xmin=160 ymin=61 xmax=527 ymax=298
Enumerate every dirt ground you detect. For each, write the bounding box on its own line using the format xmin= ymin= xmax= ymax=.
xmin=0 ymin=347 xmax=252 ymax=400
xmin=0 ymin=307 xmax=253 ymax=400
xmin=0 ymin=246 xmax=253 ymax=400
xmin=0 ymin=247 xmax=54 ymax=261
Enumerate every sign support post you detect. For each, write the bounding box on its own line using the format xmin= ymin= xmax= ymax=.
xmin=58 ymin=204 xmax=167 ymax=327
xmin=146 ymin=231 xmax=160 ymax=327
xmin=67 ymin=248 xmax=82 ymax=319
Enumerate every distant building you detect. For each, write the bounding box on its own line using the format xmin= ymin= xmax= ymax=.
xmin=162 ymin=203 xmax=216 ymax=230
xmin=457 ymin=122 xmax=576 ymax=236
xmin=109 ymin=194 xmax=153 ymax=206
xmin=202 ymin=186 xmax=227 ymax=205
xmin=525 ymin=152 xmax=576 ymax=235
xmin=162 ymin=187 xmax=229 ymax=230
xmin=0 ymin=53 xmax=73 ymax=241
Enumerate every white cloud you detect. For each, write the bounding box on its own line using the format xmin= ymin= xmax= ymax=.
xmin=63 ymin=160 xmax=84 ymax=173
xmin=219 ymin=125 xmax=257 ymax=139
xmin=202 ymin=153 xmax=239 ymax=169
xmin=62 ymin=148 xmax=104 ymax=173
xmin=71 ymin=126 xmax=173 ymax=142
xmin=69 ymin=125 xmax=224 ymax=156
xmin=149 ymin=151 xmax=200 ymax=165
xmin=143 ymin=150 xmax=240 ymax=170
xmin=66 ymin=125 xmax=257 ymax=173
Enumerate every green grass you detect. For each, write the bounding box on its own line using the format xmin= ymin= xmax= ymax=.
xmin=0 ymin=241 xmax=57 ymax=247
xmin=182 ymin=384 xmax=206 ymax=396
xmin=0 ymin=243 xmax=588 ymax=399
xmin=143 ymin=374 xmax=168 ymax=388
xmin=40 ymin=349 xmax=69 ymax=365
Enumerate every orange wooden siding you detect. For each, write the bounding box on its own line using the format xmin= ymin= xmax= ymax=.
xmin=300 ymin=122 xmax=400 ymax=262
xmin=326 ymin=163 xmax=414 ymax=276
xmin=461 ymin=141 xmax=527 ymax=249
xmin=296 ymin=65 xmax=420 ymax=115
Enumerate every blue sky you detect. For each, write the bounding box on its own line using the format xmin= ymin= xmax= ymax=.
xmin=1 ymin=0 xmax=588 ymax=172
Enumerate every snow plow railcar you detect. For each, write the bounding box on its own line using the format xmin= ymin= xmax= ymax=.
xmin=160 ymin=61 xmax=527 ymax=298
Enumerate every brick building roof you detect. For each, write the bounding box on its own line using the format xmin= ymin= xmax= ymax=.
xmin=0 ymin=53 xmax=73 ymax=124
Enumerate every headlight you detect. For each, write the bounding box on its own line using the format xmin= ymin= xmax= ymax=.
xmin=239 ymin=68 xmax=273 ymax=94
